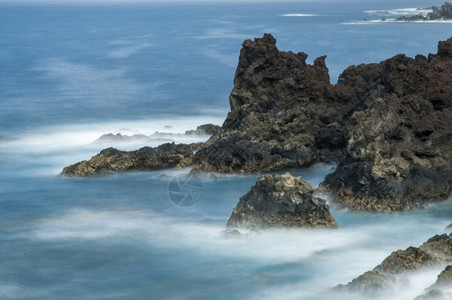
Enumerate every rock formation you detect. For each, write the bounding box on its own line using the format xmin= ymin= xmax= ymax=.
xmin=227 ymin=173 xmax=337 ymax=230
xmin=192 ymin=33 xmax=352 ymax=173
xmin=337 ymin=233 xmax=452 ymax=296
xmin=62 ymin=33 xmax=452 ymax=213
xmin=319 ymin=38 xmax=452 ymax=211
xmin=395 ymin=2 xmax=452 ymax=22
xmin=61 ymin=142 xmax=204 ymax=176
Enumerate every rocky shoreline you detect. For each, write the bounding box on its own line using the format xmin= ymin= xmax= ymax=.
xmin=62 ymin=34 xmax=452 ymax=213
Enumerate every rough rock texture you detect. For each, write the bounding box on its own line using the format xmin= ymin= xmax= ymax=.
xmin=227 ymin=173 xmax=337 ymax=230
xmin=191 ymin=33 xmax=452 ymax=211
xmin=335 ymin=271 xmax=396 ymax=296
xmin=185 ymin=124 xmax=221 ymax=136
xmin=192 ymin=33 xmax=354 ymax=173
xmin=338 ymin=234 xmax=452 ymax=296
xmin=320 ymin=39 xmax=452 ymax=211
xmin=396 ymin=2 xmax=452 ymax=22
xmin=61 ymin=142 xmax=204 ymax=176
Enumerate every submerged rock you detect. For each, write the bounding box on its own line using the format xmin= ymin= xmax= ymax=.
xmin=338 ymin=234 xmax=452 ymax=297
xmin=227 ymin=173 xmax=337 ymax=230
xmin=61 ymin=142 xmax=204 ymax=176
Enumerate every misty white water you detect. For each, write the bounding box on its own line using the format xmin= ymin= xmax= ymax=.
xmin=1 ymin=1 xmax=451 ymax=299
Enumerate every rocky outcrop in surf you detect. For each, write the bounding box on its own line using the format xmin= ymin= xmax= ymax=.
xmin=62 ymin=34 xmax=452 ymax=213
xmin=191 ymin=33 xmax=353 ymax=173
xmin=337 ymin=233 xmax=452 ymax=297
xmin=61 ymin=142 xmax=204 ymax=176
xmin=319 ymin=38 xmax=452 ymax=211
xmin=227 ymin=173 xmax=337 ymax=230
xmin=395 ymin=2 xmax=452 ymax=22
xmin=194 ymin=33 xmax=452 ymax=211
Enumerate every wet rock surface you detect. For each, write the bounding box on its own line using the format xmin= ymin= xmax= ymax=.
xmin=227 ymin=173 xmax=337 ymax=230
xmin=61 ymin=142 xmax=204 ymax=176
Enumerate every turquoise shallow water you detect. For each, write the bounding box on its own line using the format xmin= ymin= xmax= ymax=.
xmin=1 ymin=1 xmax=452 ymax=299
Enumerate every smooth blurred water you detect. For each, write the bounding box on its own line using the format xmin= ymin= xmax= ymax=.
xmin=1 ymin=1 xmax=452 ymax=299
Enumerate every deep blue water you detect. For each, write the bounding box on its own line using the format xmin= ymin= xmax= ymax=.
xmin=1 ymin=1 xmax=452 ymax=299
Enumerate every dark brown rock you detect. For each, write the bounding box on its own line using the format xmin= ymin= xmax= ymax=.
xmin=192 ymin=33 xmax=355 ymax=173
xmin=227 ymin=173 xmax=337 ymax=230
xmin=62 ymin=34 xmax=452 ymax=214
xmin=61 ymin=142 xmax=204 ymax=176
xmin=320 ymin=41 xmax=452 ymax=211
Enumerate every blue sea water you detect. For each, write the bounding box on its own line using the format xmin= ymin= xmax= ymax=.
xmin=0 ymin=1 xmax=452 ymax=299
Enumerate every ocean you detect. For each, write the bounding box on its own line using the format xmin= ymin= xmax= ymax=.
xmin=0 ymin=1 xmax=451 ymax=299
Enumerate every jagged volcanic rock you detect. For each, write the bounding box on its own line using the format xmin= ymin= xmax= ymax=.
xmin=192 ymin=33 xmax=354 ymax=173
xmin=227 ymin=173 xmax=337 ymax=230
xmin=319 ymin=39 xmax=452 ymax=211
xmin=61 ymin=142 xmax=204 ymax=176
xmin=61 ymin=34 xmax=452 ymax=213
